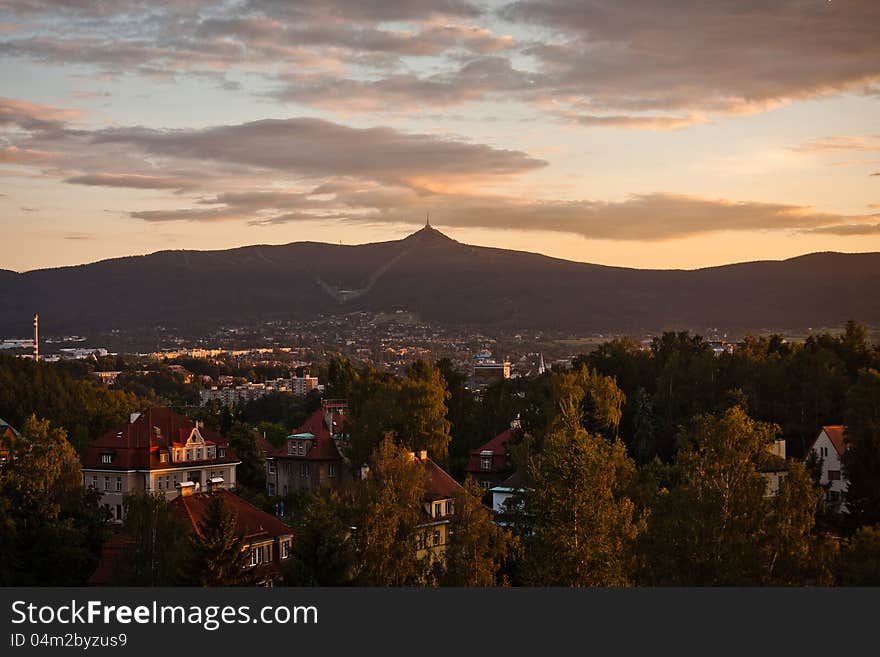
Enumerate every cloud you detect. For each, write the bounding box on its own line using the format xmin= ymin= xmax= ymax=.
xmin=64 ymin=231 xmax=96 ymax=240
xmin=790 ymin=135 xmax=880 ymax=154
xmin=559 ymin=113 xmax=707 ymax=131
xmin=86 ymin=117 xmax=547 ymax=189
xmin=805 ymin=223 xmax=880 ymax=236
xmin=0 ymin=96 xmax=81 ymax=128
xmin=64 ymin=173 xmax=196 ymax=190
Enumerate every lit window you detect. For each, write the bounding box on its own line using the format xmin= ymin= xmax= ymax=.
xmin=218 ymin=447 xmax=226 ymax=458
xmin=434 ymin=502 xmax=442 ymax=517
xmin=101 ymin=453 xmax=112 ymax=464
xmin=433 ymin=530 xmax=441 ymax=546
xmin=160 ymin=452 xmax=168 ymax=463
xmin=281 ymin=541 xmax=291 ymax=559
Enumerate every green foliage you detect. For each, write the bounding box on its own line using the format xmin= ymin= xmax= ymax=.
xmin=636 ymin=406 xmax=831 ymax=585
xmin=351 ymin=437 xmax=432 ymax=586
xmin=112 ymin=491 xmax=188 ymax=586
xmin=842 ymin=368 xmax=880 ymax=525
xmin=839 ymin=525 xmax=880 ymax=585
xmin=512 ymin=427 xmax=643 ymax=586
xmin=184 ymin=494 xmax=255 ymax=586
xmin=347 ymin=361 xmax=452 ymax=466
xmin=442 ymin=478 xmax=517 ymax=586
xmin=224 ymin=422 xmax=267 ymax=496
xmin=282 ymin=493 xmax=356 ymax=586
xmin=0 ymin=415 xmax=109 ymax=585
xmin=0 ymin=354 xmax=146 ymax=452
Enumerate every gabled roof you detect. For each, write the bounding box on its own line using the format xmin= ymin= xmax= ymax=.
xmin=465 ymin=427 xmax=514 ymax=475
xmin=490 ymin=470 xmax=525 ymax=492
xmin=422 ymin=456 xmax=463 ymax=502
xmin=82 ymin=407 xmax=238 ymax=470
xmin=269 ymin=408 xmax=342 ymax=462
xmin=170 ymin=490 xmax=291 ymax=541
xmin=820 ymin=425 xmax=848 ymax=457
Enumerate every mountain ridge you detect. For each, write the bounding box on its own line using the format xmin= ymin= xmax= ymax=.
xmin=1 ymin=228 xmax=879 ymax=335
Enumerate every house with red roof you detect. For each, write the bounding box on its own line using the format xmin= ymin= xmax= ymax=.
xmin=0 ymin=417 xmax=20 ymax=468
xmin=265 ymin=401 xmax=346 ymax=496
xmin=806 ymin=425 xmax=850 ymax=511
xmin=88 ymin=489 xmax=293 ymax=586
xmin=464 ymin=420 xmax=518 ymax=490
xmin=81 ymin=408 xmax=240 ymax=523
xmin=412 ymin=450 xmax=464 ymax=560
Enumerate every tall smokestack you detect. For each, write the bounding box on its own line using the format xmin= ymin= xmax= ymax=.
xmin=33 ymin=313 xmax=39 ymax=362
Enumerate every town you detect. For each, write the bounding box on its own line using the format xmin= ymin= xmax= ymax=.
xmin=1 ymin=316 xmax=878 ymax=587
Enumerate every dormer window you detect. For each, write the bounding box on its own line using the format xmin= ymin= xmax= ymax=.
xmin=160 ymin=452 xmax=169 ymax=463
xmin=480 ymin=450 xmax=493 ymax=470
xmin=218 ymin=447 xmax=226 ymax=458
xmin=101 ymin=453 xmax=113 ymax=464
xmin=434 ymin=502 xmax=443 ymax=517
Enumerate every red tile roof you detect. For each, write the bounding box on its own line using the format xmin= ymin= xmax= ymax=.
xmin=269 ymin=409 xmax=342 ymax=462
xmin=421 ymin=456 xmax=463 ymax=501
xmin=87 ymin=532 xmax=136 ymax=586
xmin=821 ymin=425 xmax=848 ymax=457
xmin=170 ymin=490 xmax=292 ymax=541
xmin=465 ymin=427 xmax=513 ymax=475
xmin=82 ymin=407 xmax=238 ymax=470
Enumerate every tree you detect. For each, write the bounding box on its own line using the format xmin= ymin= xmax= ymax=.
xmin=185 ymin=494 xmax=254 ymax=586
xmin=839 ymin=525 xmax=880 ymax=585
xmin=0 ymin=415 xmax=109 ymax=585
xmin=636 ymin=406 xmax=831 ymax=585
xmin=842 ymin=368 xmax=880 ymax=526
xmin=282 ymin=493 xmax=356 ymax=586
xmin=326 ymin=354 xmax=358 ymax=400
xmin=225 ymin=422 xmax=267 ymax=495
xmin=351 ymin=437 xmax=431 ymax=586
xmin=442 ymin=478 xmax=516 ymax=586
xmin=112 ymin=491 xmax=188 ymax=586
xmin=513 ymin=427 xmax=643 ymax=586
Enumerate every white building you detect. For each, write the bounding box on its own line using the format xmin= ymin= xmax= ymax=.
xmin=806 ymin=425 xmax=849 ymax=511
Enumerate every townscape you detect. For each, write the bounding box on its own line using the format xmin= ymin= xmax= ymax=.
xmin=2 ymin=316 xmax=879 ymax=587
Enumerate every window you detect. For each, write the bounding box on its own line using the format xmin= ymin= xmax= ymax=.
xmin=434 ymin=502 xmax=443 ymax=517
xmin=218 ymin=447 xmax=226 ymax=458
xmin=299 ymin=442 xmax=306 ymax=456
xmin=445 ymin=500 xmax=453 ymax=516
xmin=186 ymin=449 xmax=192 ymax=461
xmin=281 ymin=540 xmax=291 ymax=559
xmin=828 ymin=470 xmax=841 ymax=481
xmin=115 ymin=477 xmax=122 ymax=492
xmin=288 ymin=442 xmax=296 ymax=456
xmin=268 ymin=482 xmax=276 ymax=497
xmin=196 ymin=448 xmax=202 ymax=460
xmin=268 ymin=461 xmax=276 ymax=475
xmin=251 ymin=545 xmax=265 ymax=566
xmin=416 ymin=533 xmax=427 ymax=550
xmin=91 ymin=475 xmax=98 ymax=489
xmin=433 ymin=530 xmax=441 ymax=547
xmin=158 ymin=477 xmax=163 ymax=490
xmin=300 ymin=464 xmax=309 ymax=478
xmin=328 ymin=463 xmax=336 ymax=477
xmin=104 ymin=477 xmax=110 ymax=491
xmin=173 ymin=474 xmax=179 ymax=487
xmin=480 ymin=480 xmax=492 ymax=490
xmin=101 ymin=453 xmax=112 ymax=464
xmin=165 ymin=475 xmax=171 ymax=489
xmin=481 ymin=456 xmax=492 ymax=470
xmin=116 ymin=505 xmax=122 ymax=521
xmin=160 ymin=452 xmax=168 ymax=463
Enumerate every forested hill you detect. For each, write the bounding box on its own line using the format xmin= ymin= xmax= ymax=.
xmin=1 ymin=226 xmax=878 ymax=334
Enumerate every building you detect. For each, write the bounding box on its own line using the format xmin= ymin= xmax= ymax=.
xmin=200 ymin=376 xmax=319 ymax=406
xmin=762 ymin=439 xmax=788 ymax=496
xmin=170 ymin=489 xmax=293 ymax=585
xmin=412 ymin=450 xmax=463 ymax=561
xmin=265 ymin=402 xmax=346 ymax=497
xmin=464 ymin=420 xmax=518 ymax=490
xmin=81 ymin=408 xmax=241 ymax=523
xmin=88 ymin=489 xmax=293 ymax=586
xmin=92 ymin=371 xmax=122 ymax=386
xmin=807 ymin=425 xmax=849 ymax=511
xmin=489 ymin=471 xmax=525 ymax=526
xmin=0 ymin=417 xmax=20 ymax=467
xmin=473 ymin=360 xmax=511 ymax=383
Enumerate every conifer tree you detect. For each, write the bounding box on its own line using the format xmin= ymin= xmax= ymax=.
xmin=186 ymin=494 xmax=254 ymax=586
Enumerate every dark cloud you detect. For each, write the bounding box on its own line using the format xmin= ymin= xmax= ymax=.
xmin=87 ymin=117 xmax=546 ymax=187
xmin=64 ymin=173 xmax=197 ymax=189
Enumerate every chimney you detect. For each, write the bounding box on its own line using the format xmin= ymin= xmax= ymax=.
xmin=32 ymin=314 xmax=39 ymax=362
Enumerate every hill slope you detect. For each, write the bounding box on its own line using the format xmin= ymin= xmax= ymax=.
xmin=2 ymin=226 xmax=878 ymax=335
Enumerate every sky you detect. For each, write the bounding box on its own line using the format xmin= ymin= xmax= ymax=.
xmin=1 ymin=0 xmax=878 ymax=272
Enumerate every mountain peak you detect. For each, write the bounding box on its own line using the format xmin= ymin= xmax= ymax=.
xmin=404 ymin=223 xmax=457 ymax=244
